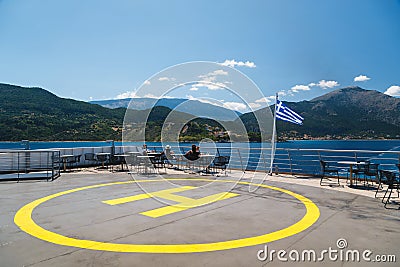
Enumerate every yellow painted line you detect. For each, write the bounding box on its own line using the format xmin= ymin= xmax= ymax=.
xmin=102 ymin=186 xmax=195 ymax=205
xmin=14 ymin=179 xmax=320 ymax=254
xmin=141 ymin=192 xmax=239 ymax=218
xmin=102 ymin=193 xmax=150 ymax=205
xmin=152 ymin=190 xmax=194 ymax=204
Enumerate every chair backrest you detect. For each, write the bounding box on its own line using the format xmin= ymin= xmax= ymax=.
xmin=356 ymin=162 xmax=368 ymax=172
xmin=85 ymin=153 xmax=96 ymax=161
xmin=379 ymin=170 xmax=396 ymax=182
xmin=74 ymin=155 xmax=81 ymax=163
xmin=365 ymin=163 xmax=379 ymax=176
xmin=96 ymin=154 xmax=108 ymax=162
xmin=111 ymin=155 xmax=122 ymax=164
xmin=214 ymin=156 xmax=230 ymax=166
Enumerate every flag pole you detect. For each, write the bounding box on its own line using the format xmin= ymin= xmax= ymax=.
xmin=269 ymin=92 xmax=278 ymax=175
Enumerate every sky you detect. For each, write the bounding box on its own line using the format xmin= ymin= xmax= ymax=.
xmin=0 ymin=0 xmax=399 ymax=112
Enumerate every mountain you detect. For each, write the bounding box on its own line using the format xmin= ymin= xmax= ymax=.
xmin=0 ymin=83 xmax=126 ymax=140
xmin=90 ymin=97 xmax=241 ymax=121
xmin=240 ymin=86 xmax=400 ymax=139
xmin=1 ymin=83 xmax=399 ymax=141
xmin=0 ymin=83 xmax=217 ymax=141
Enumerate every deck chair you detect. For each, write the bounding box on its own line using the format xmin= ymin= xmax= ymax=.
xmin=212 ymin=156 xmax=230 ymax=176
xmin=379 ymin=170 xmax=399 ymax=209
xmin=150 ymin=155 xmax=166 ymax=174
xmin=84 ymin=153 xmax=98 ymax=166
xmin=364 ymin=163 xmax=379 ymax=186
xmin=319 ymin=160 xmax=340 ymax=186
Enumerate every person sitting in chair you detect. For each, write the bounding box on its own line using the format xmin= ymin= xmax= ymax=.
xmin=185 ymin=144 xmax=200 ymax=161
xmin=161 ymin=145 xmax=175 ymax=167
xmin=141 ymin=144 xmax=152 ymax=155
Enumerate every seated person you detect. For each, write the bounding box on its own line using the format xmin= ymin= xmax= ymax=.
xmin=185 ymin=144 xmax=200 ymax=161
xmin=141 ymin=144 xmax=152 ymax=155
xmin=161 ymin=145 xmax=175 ymax=166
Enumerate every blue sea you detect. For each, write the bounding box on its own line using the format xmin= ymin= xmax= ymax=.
xmin=1 ymin=140 xmax=399 ymax=151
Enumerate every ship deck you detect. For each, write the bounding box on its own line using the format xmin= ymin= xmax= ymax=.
xmin=0 ymin=169 xmax=399 ymax=266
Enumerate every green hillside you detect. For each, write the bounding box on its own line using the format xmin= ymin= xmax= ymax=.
xmin=240 ymin=87 xmax=400 ymax=140
xmin=0 ymin=83 xmax=223 ymax=141
xmin=0 ymin=83 xmax=125 ymax=140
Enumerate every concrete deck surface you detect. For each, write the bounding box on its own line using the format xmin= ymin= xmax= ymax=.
xmin=0 ymin=169 xmax=399 ymax=267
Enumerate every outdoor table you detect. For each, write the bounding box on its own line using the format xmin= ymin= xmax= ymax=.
xmin=147 ymin=152 xmax=162 ymax=157
xmin=60 ymin=155 xmax=75 ymax=172
xmin=337 ymin=161 xmax=366 ymax=187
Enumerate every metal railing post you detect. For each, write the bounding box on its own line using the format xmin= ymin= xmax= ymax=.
xmin=287 ymin=149 xmax=293 ymax=175
xmin=17 ymin=152 xmax=20 ymax=182
xmin=261 ymin=150 xmax=267 ymax=173
xmin=237 ymin=148 xmax=245 ymax=173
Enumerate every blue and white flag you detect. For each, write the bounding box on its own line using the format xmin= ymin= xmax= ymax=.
xmin=275 ymin=100 xmax=304 ymax=125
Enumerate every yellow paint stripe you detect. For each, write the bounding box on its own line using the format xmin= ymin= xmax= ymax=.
xmin=141 ymin=192 xmax=239 ymax=218
xmin=102 ymin=186 xmax=196 ymax=205
xmin=152 ymin=191 xmax=194 ymax=203
xmin=102 ymin=193 xmax=148 ymax=205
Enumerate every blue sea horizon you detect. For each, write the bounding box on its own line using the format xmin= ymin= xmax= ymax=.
xmin=1 ymin=140 xmax=399 ymax=151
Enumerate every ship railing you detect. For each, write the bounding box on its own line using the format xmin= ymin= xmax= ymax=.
xmin=0 ymin=149 xmax=61 ymax=181
xmin=5 ymin=145 xmax=398 ymax=178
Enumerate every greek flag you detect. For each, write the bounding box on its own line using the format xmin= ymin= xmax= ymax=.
xmin=275 ymin=100 xmax=304 ymax=125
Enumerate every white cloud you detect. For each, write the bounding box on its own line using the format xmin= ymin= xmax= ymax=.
xmin=255 ymin=96 xmax=274 ymax=103
xmin=210 ymin=69 xmax=228 ymax=76
xmin=193 ymin=81 xmax=226 ymax=90
xmin=89 ymin=96 xmax=93 ymax=101
xmin=220 ymin=59 xmax=256 ymax=68
xmin=194 ymin=69 xmax=230 ymax=90
xmin=223 ymin=101 xmax=247 ymax=111
xmin=158 ymin=76 xmax=176 ymax=82
xmin=249 ymin=102 xmax=262 ymax=109
xmin=189 ymin=87 xmax=199 ymax=91
xmin=198 ymin=70 xmax=227 ymax=80
xmin=308 ymin=82 xmax=316 ymax=87
xmin=278 ymin=91 xmax=287 ymax=97
xmin=116 ymin=91 xmax=139 ymax=99
xmin=354 ymin=75 xmax=371 ymax=82
xmin=143 ymin=80 xmax=151 ymax=85
xmin=384 ymin=85 xmax=400 ymax=97
xmin=144 ymin=93 xmax=159 ymax=98
xmin=317 ymin=80 xmax=339 ymax=89
xmin=291 ymin=84 xmax=311 ymax=92
xmin=185 ymin=95 xmax=222 ymax=106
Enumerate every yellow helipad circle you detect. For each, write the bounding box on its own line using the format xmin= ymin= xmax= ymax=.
xmin=14 ymin=179 xmax=320 ymax=253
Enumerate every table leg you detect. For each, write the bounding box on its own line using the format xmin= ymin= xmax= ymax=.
xmin=63 ymin=161 xmax=67 ymax=172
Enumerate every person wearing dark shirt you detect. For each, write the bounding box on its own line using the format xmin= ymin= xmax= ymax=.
xmin=185 ymin=144 xmax=200 ymax=161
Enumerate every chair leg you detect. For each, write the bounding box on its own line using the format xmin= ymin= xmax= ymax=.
xmin=384 ymin=188 xmax=393 ymax=208
xmin=375 ymin=178 xmax=383 ymax=198
xmin=382 ymin=184 xmax=391 ymax=203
